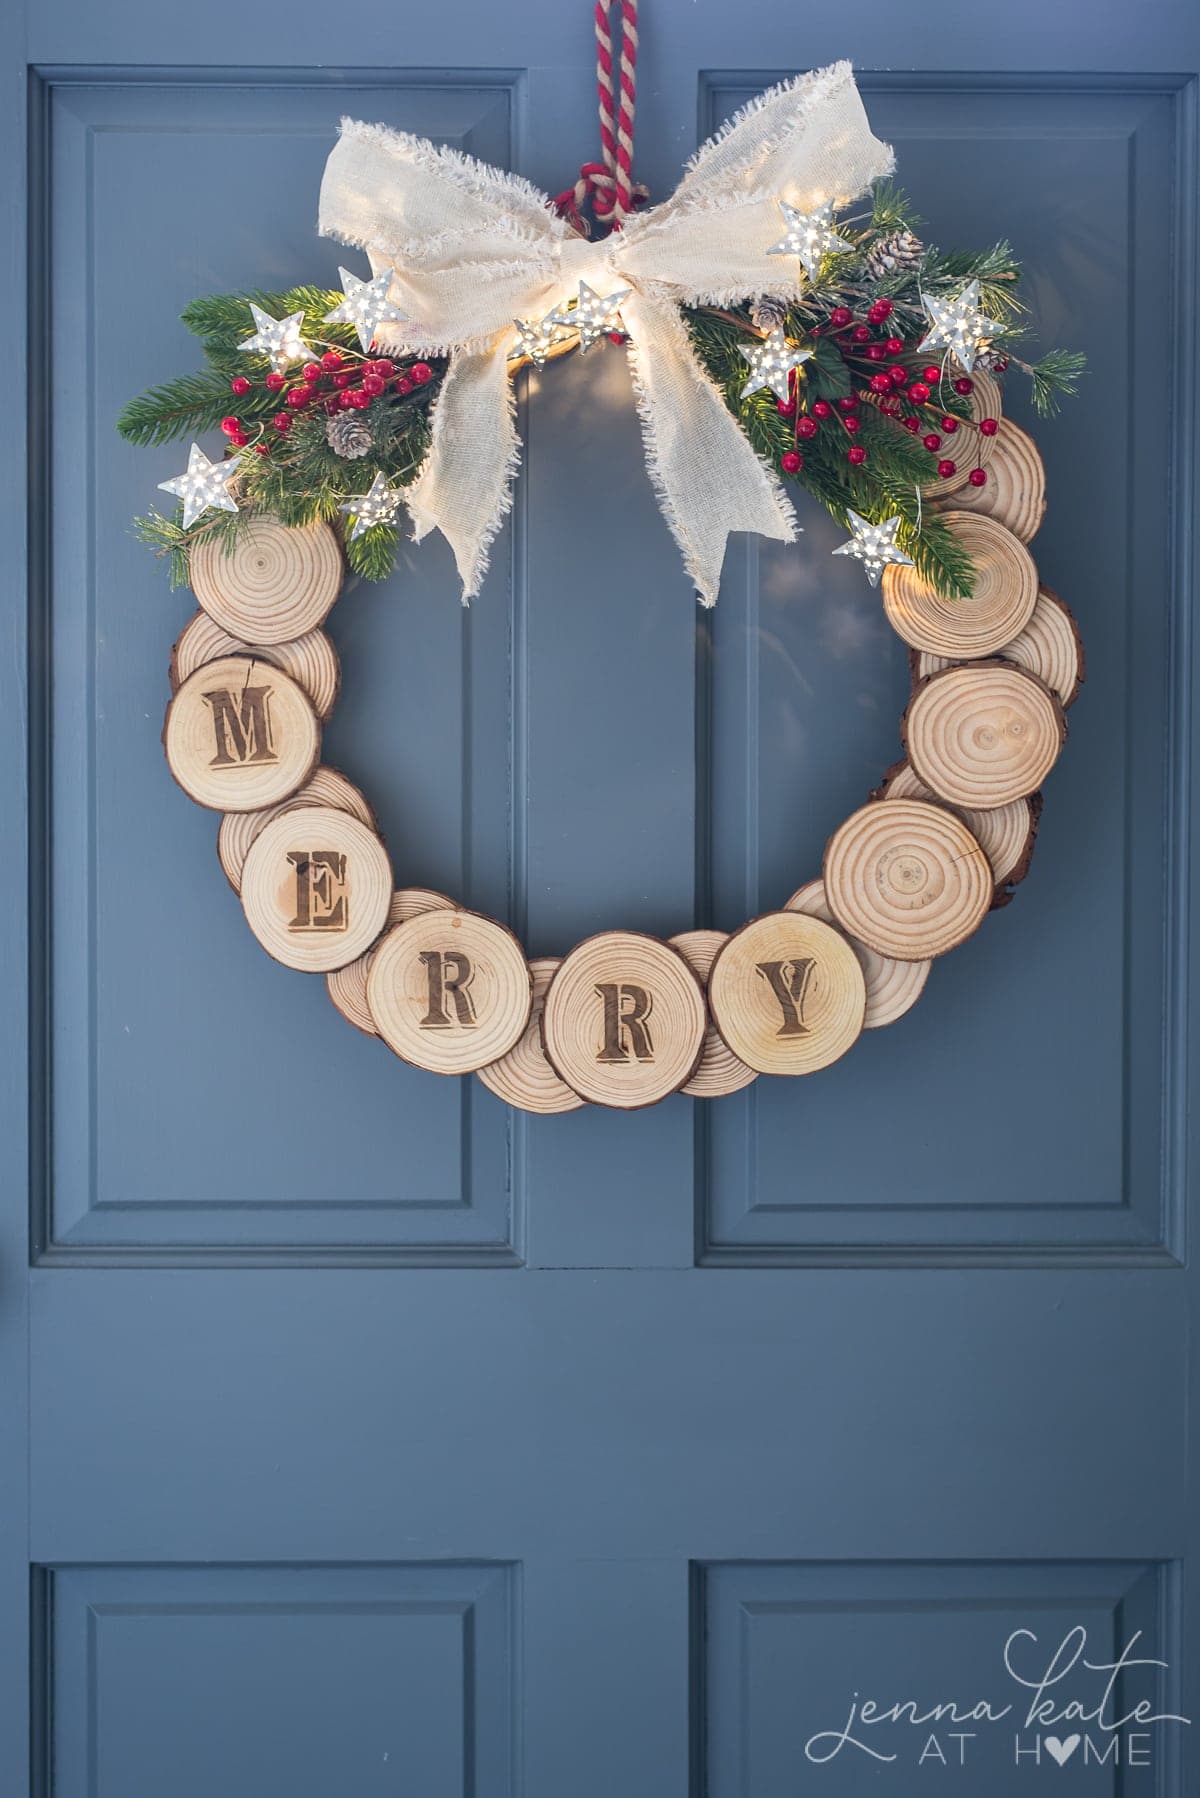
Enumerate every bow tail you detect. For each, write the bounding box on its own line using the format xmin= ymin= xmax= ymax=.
xmin=406 ymin=333 xmax=520 ymax=603
xmin=621 ymin=291 xmax=797 ymax=606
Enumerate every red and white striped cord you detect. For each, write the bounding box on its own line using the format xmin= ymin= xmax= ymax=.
xmin=553 ymin=0 xmax=648 ymax=235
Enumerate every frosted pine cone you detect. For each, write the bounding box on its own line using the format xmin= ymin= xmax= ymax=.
xmin=326 ymin=412 xmax=374 ymax=459
xmin=750 ymin=294 xmax=788 ymax=333
xmin=864 ymin=228 xmax=924 ymax=281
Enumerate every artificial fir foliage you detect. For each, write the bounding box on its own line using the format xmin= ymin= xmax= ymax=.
xmin=119 ymin=183 xmax=1082 ymax=596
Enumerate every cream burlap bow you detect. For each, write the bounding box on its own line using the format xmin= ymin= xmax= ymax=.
xmin=319 ymin=60 xmax=893 ymax=605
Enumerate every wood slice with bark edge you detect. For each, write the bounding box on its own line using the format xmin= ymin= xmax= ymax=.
xmin=217 ymin=766 xmax=375 ymax=894
xmin=784 ymin=879 xmax=930 ymax=1029
xmin=368 ymin=908 xmax=532 ymax=1076
xmin=909 ymin=586 xmax=1084 ymax=711
xmin=936 ymin=418 xmax=1046 ymax=542
xmin=170 ymin=610 xmax=341 ymax=720
xmin=327 ymin=888 xmax=456 ymax=1037
xmin=190 ymin=517 xmax=343 ymax=644
xmin=824 ymin=799 xmax=993 ymax=961
xmin=708 ymin=911 xmax=866 ymax=1076
xmin=541 ymin=932 xmax=707 ymax=1110
xmin=476 ymin=958 xmax=588 ymax=1114
xmin=904 ymin=661 xmax=1066 ymax=810
xmin=915 ymin=367 xmax=1003 ymax=499
xmin=873 ymin=757 xmax=1039 ymax=897
xmin=163 ymin=654 xmax=320 ymax=813
xmin=882 ymin=512 xmax=1038 ymax=658
xmin=239 ymin=805 xmax=392 ymax=974
xmin=667 ymin=931 xmax=759 ymax=1098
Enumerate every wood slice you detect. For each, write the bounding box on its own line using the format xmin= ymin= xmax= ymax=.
xmin=217 ymin=766 xmax=374 ymax=894
xmin=668 ymin=931 xmax=759 ymax=1098
xmin=784 ymin=878 xmax=930 ymax=1029
xmin=917 ymin=366 xmax=1002 ymax=499
xmin=163 ymin=654 xmax=320 ymax=812
xmin=708 ymin=912 xmax=866 ymax=1076
xmin=904 ymin=661 xmax=1066 ymax=809
xmin=939 ymin=418 xmax=1046 ymax=542
xmin=997 ymin=585 xmax=1085 ymax=709
xmin=326 ymin=889 xmax=456 ymax=1036
xmin=541 ymin=932 xmax=707 ymax=1109
xmin=908 ymin=588 xmax=1083 ymax=712
xmin=240 ymin=805 xmax=393 ymax=973
xmin=874 ymin=758 xmax=1038 ymax=893
xmin=368 ymin=909 xmax=532 ymax=1076
xmin=882 ymin=512 xmax=1038 ymax=659
xmin=170 ymin=610 xmax=340 ymax=720
xmin=476 ymin=957 xmax=587 ymax=1114
xmin=190 ymin=518 xmax=343 ymax=644
xmin=824 ymin=799 xmax=992 ymax=961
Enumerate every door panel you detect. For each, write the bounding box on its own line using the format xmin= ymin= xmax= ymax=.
xmin=45 ymin=74 xmax=520 ymax=1257
xmin=705 ymin=78 xmax=1183 ymax=1260
xmin=5 ymin=3 xmax=1199 ymax=1795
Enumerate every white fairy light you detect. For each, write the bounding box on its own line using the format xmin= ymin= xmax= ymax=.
xmin=832 ymin=510 xmax=915 ymax=587
xmin=738 ymin=326 xmax=814 ymax=403
xmin=766 ymin=199 xmax=854 ymax=281
xmin=917 ymin=279 xmax=1002 ymax=374
xmin=324 ymin=266 xmax=409 ymax=353
xmin=157 ymin=442 xmax=243 ymax=530
xmin=237 ymin=304 xmax=312 ymax=373
xmin=337 ymin=471 xmax=404 ymax=541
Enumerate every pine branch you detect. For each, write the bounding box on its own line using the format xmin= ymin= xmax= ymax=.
xmin=869 ymin=180 xmax=922 ymax=236
xmin=117 ymin=371 xmax=240 ymax=446
xmin=345 ymin=522 xmax=402 ymax=582
xmin=1029 ymin=348 xmax=1086 ymax=416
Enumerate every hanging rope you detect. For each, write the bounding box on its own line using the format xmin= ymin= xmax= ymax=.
xmin=552 ymin=0 xmax=649 ymax=235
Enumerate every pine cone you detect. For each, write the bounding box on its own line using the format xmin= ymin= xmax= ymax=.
xmin=975 ymin=347 xmax=1011 ymax=375
xmin=864 ymin=228 xmax=924 ymax=282
xmin=326 ymin=412 xmax=374 ymax=459
xmin=750 ymin=294 xmax=788 ymax=333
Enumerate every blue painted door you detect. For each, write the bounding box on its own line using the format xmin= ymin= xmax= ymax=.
xmin=2 ymin=3 xmax=1198 ymax=1794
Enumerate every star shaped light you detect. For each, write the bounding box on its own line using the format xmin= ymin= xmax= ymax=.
xmin=917 ymin=279 xmax=1002 ymax=374
xmin=511 ymin=310 xmax=569 ymax=369
xmin=832 ymin=510 xmax=915 ymax=588
xmin=552 ymin=281 xmax=631 ymax=352
xmin=337 ymin=471 xmax=404 ymax=542
xmin=767 ymin=199 xmax=854 ymax=281
xmin=158 ymin=442 xmax=243 ymax=530
xmin=739 ymin=327 xmax=814 ymax=403
xmin=324 ymin=266 xmax=409 ymax=353
xmin=237 ymin=304 xmax=312 ymax=373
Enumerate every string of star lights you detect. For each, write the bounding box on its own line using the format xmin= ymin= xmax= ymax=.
xmin=552 ymin=280 xmax=632 ymax=352
xmin=739 ymin=327 xmax=814 ymax=403
xmin=122 ymin=154 xmax=1081 ymax=599
xmin=157 ymin=442 xmax=243 ymax=530
xmin=338 ymin=471 xmax=404 ymax=540
xmin=324 ymin=266 xmax=409 ymax=353
xmin=833 ymin=510 xmax=914 ymax=586
xmin=767 ymin=198 xmax=854 ymax=281
xmin=916 ymin=278 xmax=1002 ymax=375
xmin=237 ymin=305 xmax=312 ymax=373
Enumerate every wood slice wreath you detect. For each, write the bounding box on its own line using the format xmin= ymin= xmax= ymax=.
xmin=131 ymin=70 xmax=1087 ymax=1113
xmin=154 ymin=403 xmax=1078 ymax=1110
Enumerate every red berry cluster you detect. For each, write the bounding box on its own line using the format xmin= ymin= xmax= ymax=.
xmin=774 ymin=293 xmax=1000 ymax=489
xmin=221 ymin=350 xmax=434 ymax=456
